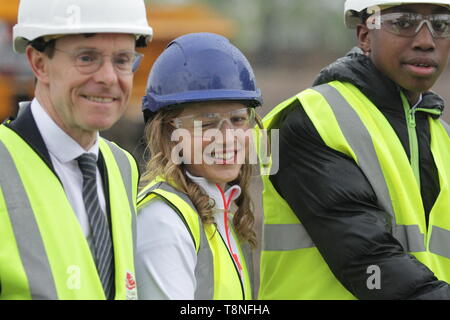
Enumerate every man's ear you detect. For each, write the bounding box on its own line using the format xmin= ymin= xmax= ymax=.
xmin=356 ymin=23 xmax=371 ymax=54
xmin=25 ymin=46 xmax=50 ymax=84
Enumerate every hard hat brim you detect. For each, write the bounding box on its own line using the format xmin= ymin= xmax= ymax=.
xmin=143 ymin=89 xmax=263 ymax=113
xmin=13 ymin=25 xmax=153 ymax=53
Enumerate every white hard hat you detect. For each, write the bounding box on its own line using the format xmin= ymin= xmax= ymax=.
xmin=13 ymin=0 xmax=153 ymax=53
xmin=345 ymin=0 xmax=450 ymax=28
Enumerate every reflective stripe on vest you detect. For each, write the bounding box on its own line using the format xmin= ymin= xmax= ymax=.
xmin=0 ymin=127 xmax=137 ymax=299
xmin=144 ymin=182 xmax=215 ymax=300
xmin=429 ymin=226 xmax=450 ymax=259
xmin=314 ymin=84 xmax=430 ymax=252
xmin=313 ymin=84 xmax=448 ymax=255
xmin=103 ymin=140 xmax=137 ymax=259
xmin=138 ymin=181 xmax=252 ymax=300
xmin=313 ymin=84 xmax=396 ymax=225
xmin=263 ymin=223 xmax=426 ymax=253
xmin=263 ymin=224 xmax=314 ymax=251
xmin=0 ymin=140 xmax=57 ymax=300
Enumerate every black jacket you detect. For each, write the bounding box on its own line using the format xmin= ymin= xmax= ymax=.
xmin=270 ymin=48 xmax=450 ymax=299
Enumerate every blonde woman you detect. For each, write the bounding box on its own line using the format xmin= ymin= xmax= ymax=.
xmin=136 ymin=33 xmax=263 ymax=300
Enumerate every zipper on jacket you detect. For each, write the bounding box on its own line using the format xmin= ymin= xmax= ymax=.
xmin=400 ymin=92 xmax=421 ymax=190
xmin=215 ymin=184 xmax=246 ymax=300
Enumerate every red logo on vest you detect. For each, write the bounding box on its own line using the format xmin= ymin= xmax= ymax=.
xmin=126 ymin=272 xmax=136 ymax=290
xmin=125 ymin=271 xmax=137 ymax=300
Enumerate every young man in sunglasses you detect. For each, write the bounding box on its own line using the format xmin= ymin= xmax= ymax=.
xmin=0 ymin=0 xmax=152 ymax=299
xmin=259 ymin=0 xmax=450 ymax=299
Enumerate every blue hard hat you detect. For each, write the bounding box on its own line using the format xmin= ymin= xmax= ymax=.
xmin=142 ymin=32 xmax=262 ymax=121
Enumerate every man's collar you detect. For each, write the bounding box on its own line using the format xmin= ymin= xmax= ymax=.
xmin=31 ymin=98 xmax=99 ymax=163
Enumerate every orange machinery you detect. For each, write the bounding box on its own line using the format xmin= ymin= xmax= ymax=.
xmin=0 ymin=1 xmax=235 ymax=122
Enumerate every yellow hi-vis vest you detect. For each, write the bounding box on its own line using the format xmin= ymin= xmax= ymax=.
xmin=138 ymin=179 xmax=253 ymax=300
xmin=259 ymin=81 xmax=450 ymax=300
xmin=0 ymin=125 xmax=139 ymax=300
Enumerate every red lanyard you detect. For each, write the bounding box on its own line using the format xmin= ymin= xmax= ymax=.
xmin=216 ymin=184 xmax=243 ymax=275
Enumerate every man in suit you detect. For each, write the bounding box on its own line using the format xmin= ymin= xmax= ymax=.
xmin=0 ymin=0 xmax=152 ymax=299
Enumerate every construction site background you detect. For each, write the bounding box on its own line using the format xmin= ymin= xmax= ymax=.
xmin=1 ymin=0 xmax=449 ymax=156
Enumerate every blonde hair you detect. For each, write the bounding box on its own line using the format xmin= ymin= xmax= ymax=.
xmin=141 ymin=106 xmax=262 ymax=248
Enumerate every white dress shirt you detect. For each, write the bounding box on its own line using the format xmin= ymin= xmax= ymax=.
xmin=31 ymin=98 xmax=106 ymax=249
xmin=136 ymin=171 xmax=246 ymax=300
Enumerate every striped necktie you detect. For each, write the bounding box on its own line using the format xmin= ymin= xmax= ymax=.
xmin=77 ymin=153 xmax=114 ymax=299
